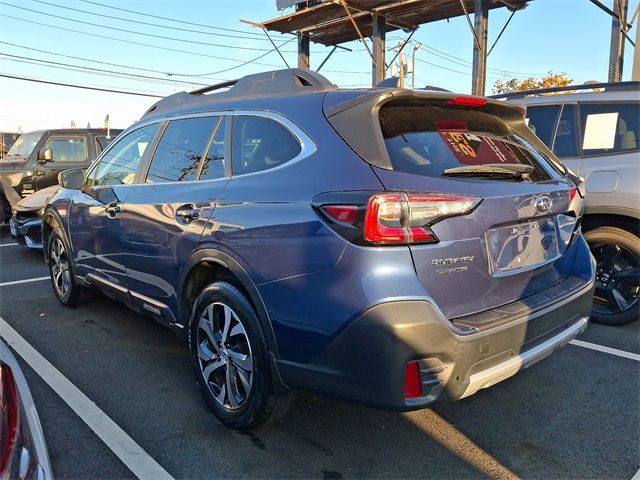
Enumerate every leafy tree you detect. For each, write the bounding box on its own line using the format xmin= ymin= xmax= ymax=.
xmin=492 ymin=71 xmax=573 ymax=94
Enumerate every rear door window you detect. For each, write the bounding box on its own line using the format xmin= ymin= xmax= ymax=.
xmin=146 ymin=116 xmax=220 ymax=183
xmin=96 ymin=136 xmax=117 ymax=152
xmin=580 ymin=103 xmax=639 ymax=156
xmin=231 ymin=116 xmax=301 ymax=175
xmin=552 ymin=105 xmax=579 ymax=158
xmin=379 ymin=105 xmax=559 ymax=182
xmin=525 ymin=105 xmax=561 ymax=148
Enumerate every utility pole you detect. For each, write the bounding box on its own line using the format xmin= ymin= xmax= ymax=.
xmin=633 ymin=5 xmax=640 ymax=80
xmin=609 ymin=0 xmax=629 ymax=82
xmin=412 ymin=41 xmax=422 ymax=89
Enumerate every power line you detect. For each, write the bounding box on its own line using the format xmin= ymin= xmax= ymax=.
xmin=420 ymin=44 xmax=545 ymax=76
xmin=30 ymin=0 xmax=288 ymax=44
xmin=1 ymin=2 xmax=286 ymax=53
xmin=0 ymin=40 xmax=215 ymax=79
xmin=2 ymin=13 xmax=286 ymax=68
xmin=0 ymin=73 xmax=164 ymax=98
xmin=77 ymin=0 xmax=268 ymax=38
xmin=0 ymin=53 xmax=215 ymax=87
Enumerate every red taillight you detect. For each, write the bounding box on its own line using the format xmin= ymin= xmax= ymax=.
xmin=569 ymin=187 xmax=577 ymax=202
xmin=446 ymin=96 xmax=488 ymax=108
xmin=0 ymin=364 xmax=20 ymax=475
xmin=322 ymin=205 xmax=358 ymax=224
xmin=404 ymin=361 xmax=422 ymax=398
xmin=363 ymin=193 xmax=481 ymax=245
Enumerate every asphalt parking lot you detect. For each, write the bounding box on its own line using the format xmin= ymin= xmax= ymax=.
xmin=0 ymin=227 xmax=638 ymax=480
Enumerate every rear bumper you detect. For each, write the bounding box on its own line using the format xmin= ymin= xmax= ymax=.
xmin=9 ymin=216 xmax=43 ymax=249
xmin=277 ymin=270 xmax=595 ymax=410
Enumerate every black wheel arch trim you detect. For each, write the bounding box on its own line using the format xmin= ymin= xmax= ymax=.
xmin=42 ymin=207 xmax=68 ymax=264
xmin=179 ymin=248 xmax=280 ymax=360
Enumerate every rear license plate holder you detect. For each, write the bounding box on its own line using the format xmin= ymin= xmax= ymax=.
xmin=486 ymin=217 xmax=559 ymax=276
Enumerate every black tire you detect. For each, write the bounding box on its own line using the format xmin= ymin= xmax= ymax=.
xmin=189 ymin=281 xmax=295 ymax=429
xmin=584 ymin=226 xmax=639 ymax=326
xmin=47 ymin=228 xmax=81 ymax=307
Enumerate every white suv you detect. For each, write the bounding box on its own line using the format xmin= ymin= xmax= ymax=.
xmin=498 ymin=82 xmax=639 ymax=325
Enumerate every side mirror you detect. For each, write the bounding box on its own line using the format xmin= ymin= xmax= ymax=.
xmin=58 ymin=168 xmax=85 ymax=190
xmin=37 ymin=148 xmax=53 ymax=164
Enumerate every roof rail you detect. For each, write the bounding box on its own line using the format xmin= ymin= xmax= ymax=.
xmin=142 ymin=68 xmax=337 ymax=118
xmin=489 ymin=80 xmax=639 ymax=99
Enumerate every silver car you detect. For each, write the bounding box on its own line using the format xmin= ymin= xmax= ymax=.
xmin=498 ymin=82 xmax=639 ymax=325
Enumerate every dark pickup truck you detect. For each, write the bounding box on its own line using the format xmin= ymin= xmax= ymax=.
xmin=0 ymin=128 xmax=121 ymax=222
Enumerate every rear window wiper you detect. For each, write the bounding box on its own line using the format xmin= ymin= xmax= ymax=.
xmin=443 ymin=163 xmax=533 ymax=179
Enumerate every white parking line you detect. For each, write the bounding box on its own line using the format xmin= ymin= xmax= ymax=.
xmin=570 ymin=339 xmax=640 ymax=362
xmin=0 ymin=316 xmax=174 ymax=480
xmin=0 ymin=276 xmax=50 ymax=287
xmin=632 ymin=467 xmax=640 ymax=480
xmin=0 ymin=243 xmax=18 ymax=247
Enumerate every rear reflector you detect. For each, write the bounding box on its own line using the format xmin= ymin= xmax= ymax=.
xmin=447 ymin=96 xmax=488 ymax=108
xmin=322 ymin=205 xmax=359 ymax=224
xmin=0 ymin=364 xmax=19 ymax=475
xmin=364 ymin=193 xmax=481 ymax=245
xmin=404 ymin=361 xmax=422 ymax=398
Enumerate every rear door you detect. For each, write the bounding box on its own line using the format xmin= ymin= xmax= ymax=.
xmin=373 ymin=101 xmax=578 ymax=319
xmin=577 ymin=101 xmax=640 ymax=213
xmin=119 ymin=115 xmax=229 ymax=316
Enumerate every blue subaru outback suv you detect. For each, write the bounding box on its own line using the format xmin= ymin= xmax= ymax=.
xmin=43 ymin=69 xmax=595 ymax=429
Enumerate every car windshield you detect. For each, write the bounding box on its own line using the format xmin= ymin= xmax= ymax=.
xmin=4 ymin=132 xmax=44 ymax=158
xmin=379 ymin=105 xmax=560 ymax=182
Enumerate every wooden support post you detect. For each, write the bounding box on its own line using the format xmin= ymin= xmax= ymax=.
xmin=372 ymin=14 xmax=386 ymax=86
xmin=471 ymin=0 xmax=488 ymax=96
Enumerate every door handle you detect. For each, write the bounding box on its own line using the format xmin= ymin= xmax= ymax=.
xmin=175 ymin=204 xmax=201 ymax=221
xmin=105 ymin=203 xmax=121 ymax=218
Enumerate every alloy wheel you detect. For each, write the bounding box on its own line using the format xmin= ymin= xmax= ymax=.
xmin=50 ymin=237 xmax=72 ymax=299
xmin=196 ymin=302 xmax=253 ymax=410
xmin=592 ymin=243 xmax=639 ymax=316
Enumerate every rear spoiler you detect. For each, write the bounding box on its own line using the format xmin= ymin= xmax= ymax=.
xmin=323 ymin=89 xmax=528 ymax=170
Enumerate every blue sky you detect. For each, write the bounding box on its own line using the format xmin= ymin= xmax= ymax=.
xmin=0 ymin=0 xmax=638 ymax=132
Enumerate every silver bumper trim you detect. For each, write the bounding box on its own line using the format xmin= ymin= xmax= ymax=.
xmin=460 ymin=316 xmax=589 ymax=398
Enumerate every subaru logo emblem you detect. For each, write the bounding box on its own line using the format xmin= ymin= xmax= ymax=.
xmin=535 ymin=194 xmax=552 ymax=214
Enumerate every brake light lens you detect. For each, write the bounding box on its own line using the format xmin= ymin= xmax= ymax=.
xmin=447 ymin=96 xmax=488 ymax=108
xmin=404 ymin=361 xmax=422 ymax=398
xmin=364 ymin=193 xmax=481 ymax=244
xmin=0 ymin=364 xmax=20 ymax=475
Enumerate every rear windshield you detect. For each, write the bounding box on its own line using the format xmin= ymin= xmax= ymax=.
xmin=379 ymin=105 xmax=559 ymax=182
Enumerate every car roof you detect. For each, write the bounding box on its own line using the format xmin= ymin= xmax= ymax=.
xmin=19 ymin=128 xmax=123 ymax=136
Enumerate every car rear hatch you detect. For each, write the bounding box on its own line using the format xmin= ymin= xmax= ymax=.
xmin=324 ymin=90 xmax=583 ymax=320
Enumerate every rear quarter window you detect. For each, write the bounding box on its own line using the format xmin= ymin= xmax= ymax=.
xmin=379 ymin=105 xmax=558 ymax=182
xmin=231 ymin=116 xmax=301 ymax=175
